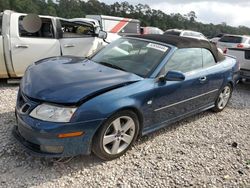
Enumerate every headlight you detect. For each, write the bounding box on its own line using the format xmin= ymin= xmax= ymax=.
xmin=30 ymin=104 xmax=77 ymax=123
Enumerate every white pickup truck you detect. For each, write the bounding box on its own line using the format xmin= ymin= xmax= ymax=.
xmin=0 ymin=10 xmax=108 ymax=79
xmin=227 ymin=48 xmax=250 ymax=81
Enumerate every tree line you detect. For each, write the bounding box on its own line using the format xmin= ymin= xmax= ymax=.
xmin=0 ymin=0 xmax=250 ymax=38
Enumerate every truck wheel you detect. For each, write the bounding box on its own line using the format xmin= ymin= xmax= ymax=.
xmin=212 ymin=84 xmax=232 ymax=112
xmin=92 ymin=110 xmax=139 ymax=160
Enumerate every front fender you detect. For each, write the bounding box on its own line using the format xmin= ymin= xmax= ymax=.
xmin=71 ymin=79 xmax=155 ymax=128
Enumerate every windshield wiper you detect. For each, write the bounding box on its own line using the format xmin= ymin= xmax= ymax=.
xmin=98 ymin=62 xmax=126 ymax=72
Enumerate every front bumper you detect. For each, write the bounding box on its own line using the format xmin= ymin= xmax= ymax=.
xmin=13 ymin=112 xmax=104 ymax=158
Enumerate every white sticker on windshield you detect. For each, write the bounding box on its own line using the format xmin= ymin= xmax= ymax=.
xmin=147 ymin=43 xmax=168 ymax=52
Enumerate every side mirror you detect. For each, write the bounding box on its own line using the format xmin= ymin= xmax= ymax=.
xmin=98 ymin=30 xmax=107 ymax=39
xmin=166 ymin=70 xmax=185 ymax=81
xmin=159 ymin=70 xmax=185 ymax=82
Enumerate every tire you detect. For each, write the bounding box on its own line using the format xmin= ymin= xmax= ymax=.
xmin=212 ymin=84 xmax=232 ymax=112
xmin=92 ymin=110 xmax=139 ymax=160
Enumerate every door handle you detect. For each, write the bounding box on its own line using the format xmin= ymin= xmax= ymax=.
xmin=64 ymin=44 xmax=75 ymax=48
xmin=15 ymin=44 xmax=29 ymax=48
xmin=199 ymin=76 xmax=207 ymax=82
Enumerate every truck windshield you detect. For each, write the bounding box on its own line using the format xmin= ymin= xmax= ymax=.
xmin=91 ymin=38 xmax=169 ymax=77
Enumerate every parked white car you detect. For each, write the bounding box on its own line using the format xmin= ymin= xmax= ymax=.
xmin=0 ymin=10 xmax=108 ymax=79
xmin=227 ymin=48 xmax=250 ymax=81
xmin=164 ymin=29 xmax=207 ymax=40
xmin=217 ymin=35 xmax=250 ymax=53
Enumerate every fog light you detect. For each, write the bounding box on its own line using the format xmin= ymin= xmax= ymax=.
xmin=40 ymin=145 xmax=64 ymax=154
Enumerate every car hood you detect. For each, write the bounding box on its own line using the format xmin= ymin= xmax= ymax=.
xmin=21 ymin=56 xmax=143 ymax=104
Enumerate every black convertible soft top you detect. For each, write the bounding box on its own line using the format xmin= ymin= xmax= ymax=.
xmin=128 ymin=34 xmax=225 ymax=62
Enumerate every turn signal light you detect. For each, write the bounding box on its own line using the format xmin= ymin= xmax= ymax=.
xmin=58 ymin=131 xmax=84 ymax=138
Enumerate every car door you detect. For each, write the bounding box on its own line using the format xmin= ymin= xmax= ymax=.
xmin=201 ymin=48 xmax=225 ymax=102
xmin=58 ymin=20 xmax=102 ymax=57
xmin=151 ymin=48 xmax=214 ymax=125
xmin=10 ymin=14 xmax=61 ymax=77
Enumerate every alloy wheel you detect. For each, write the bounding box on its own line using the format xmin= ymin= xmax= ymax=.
xmin=217 ymin=86 xmax=231 ymax=110
xmin=103 ymin=116 xmax=136 ymax=155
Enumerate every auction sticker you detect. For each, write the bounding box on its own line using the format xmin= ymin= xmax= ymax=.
xmin=147 ymin=43 xmax=168 ymax=52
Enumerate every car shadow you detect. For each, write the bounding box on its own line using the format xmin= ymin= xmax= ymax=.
xmin=0 ymin=82 xmax=249 ymax=186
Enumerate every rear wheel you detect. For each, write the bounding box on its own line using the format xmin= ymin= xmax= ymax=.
xmin=92 ymin=110 xmax=139 ymax=160
xmin=212 ymin=84 xmax=232 ymax=112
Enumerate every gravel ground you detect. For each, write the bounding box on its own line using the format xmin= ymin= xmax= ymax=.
xmin=0 ymin=80 xmax=249 ymax=188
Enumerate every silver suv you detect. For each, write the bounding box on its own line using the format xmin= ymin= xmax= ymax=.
xmin=217 ymin=35 xmax=250 ymax=53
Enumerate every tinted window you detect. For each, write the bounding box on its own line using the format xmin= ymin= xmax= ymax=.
xmin=19 ymin=16 xmax=54 ymax=38
xmin=162 ymin=48 xmax=202 ymax=74
xmin=202 ymin=49 xmax=216 ymax=68
xmin=60 ymin=20 xmax=94 ymax=38
xmin=164 ymin=31 xmax=181 ymax=36
xmin=215 ymin=33 xmax=224 ymax=38
xmin=219 ymin=36 xmax=245 ymax=43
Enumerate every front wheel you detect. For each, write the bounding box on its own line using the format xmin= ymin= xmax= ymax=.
xmin=212 ymin=84 xmax=232 ymax=112
xmin=92 ymin=110 xmax=139 ymax=160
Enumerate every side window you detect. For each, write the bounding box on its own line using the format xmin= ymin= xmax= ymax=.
xmin=202 ymin=49 xmax=216 ymax=68
xmin=162 ymin=48 xmax=202 ymax=74
xmin=60 ymin=20 xmax=94 ymax=38
xmin=192 ymin=32 xmax=200 ymax=38
xmin=19 ymin=16 xmax=54 ymax=38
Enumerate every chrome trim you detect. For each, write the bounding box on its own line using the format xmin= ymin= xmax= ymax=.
xmin=154 ymin=89 xmax=219 ymax=112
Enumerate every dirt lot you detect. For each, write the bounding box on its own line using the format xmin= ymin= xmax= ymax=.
xmin=0 ymin=80 xmax=249 ymax=188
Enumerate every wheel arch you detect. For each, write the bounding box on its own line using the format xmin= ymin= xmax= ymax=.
xmin=92 ymin=105 xmax=144 ymax=143
xmin=117 ymin=106 xmax=144 ymax=137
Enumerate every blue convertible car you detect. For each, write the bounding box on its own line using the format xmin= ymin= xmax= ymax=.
xmin=14 ymin=35 xmax=239 ymax=160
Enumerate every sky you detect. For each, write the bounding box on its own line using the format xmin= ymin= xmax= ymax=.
xmin=99 ymin=0 xmax=250 ymax=27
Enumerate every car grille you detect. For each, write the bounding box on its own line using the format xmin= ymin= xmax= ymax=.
xmin=17 ymin=91 xmax=38 ymax=114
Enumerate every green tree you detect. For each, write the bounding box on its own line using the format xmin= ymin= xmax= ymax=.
xmin=11 ymin=0 xmax=40 ymax=14
xmin=186 ymin=11 xmax=197 ymax=22
xmin=0 ymin=0 xmax=11 ymax=11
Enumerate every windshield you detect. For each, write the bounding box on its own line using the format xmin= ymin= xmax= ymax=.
xmin=91 ymin=38 xmax=169 ymax=77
